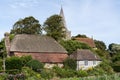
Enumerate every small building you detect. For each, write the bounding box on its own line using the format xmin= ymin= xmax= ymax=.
xmin=70 ymin=49 xmax=101 ymax=70
xmin=75 ymin=38 xmax=96 ymax=48
xmin=5 ymin=34 xmax=68 ymax=68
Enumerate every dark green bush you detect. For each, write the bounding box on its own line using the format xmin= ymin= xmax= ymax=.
xmin=63 ymin=58 xmax=77 ymax=70
xmin=5 ymin=56 xmax=22 ymax=74
xmin=0 ymin=59 xmax=3 ymax=70
xmin=26 ymin=59 xmax=44 ymax=71
xmin=20 ymin=55 xmax=32 ymax=66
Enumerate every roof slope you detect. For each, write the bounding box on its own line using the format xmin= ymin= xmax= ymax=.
xmin=10 ymin=34 xmax=67 ymax=53
xmin=75 ymin=38 xmax=96 ymax=48
xmin=70 ymin=49 xmax=101 ymax=61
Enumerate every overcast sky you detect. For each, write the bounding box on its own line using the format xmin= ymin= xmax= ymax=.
xmin=0 ymin=0 xmax=120 ymax=46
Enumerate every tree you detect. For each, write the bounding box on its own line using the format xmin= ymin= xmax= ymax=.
xmin=60 ymin=40 xmax=91 ymax=55
xmin=94 ymin=40 xmax=106 ymax=50
xmin=108 ymin=43 xmax=120 ymax=55
xmin=11 ymin=16 xmax=42 ymax=35
xmin=43 ymin=15 xmax=65 ymax=41
xmin=72 ymin=34 xmax=88 ymax=39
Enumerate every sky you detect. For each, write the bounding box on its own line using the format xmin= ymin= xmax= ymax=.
xmin=0 ymin=0 xmax=120 ymax=46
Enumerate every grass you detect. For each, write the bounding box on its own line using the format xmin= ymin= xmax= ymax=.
xmin=60 ymin=73 xmax=120 ymax=80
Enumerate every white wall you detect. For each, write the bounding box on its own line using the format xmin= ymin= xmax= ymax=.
xmin=77 ymin=60 xmax=101 ymax=70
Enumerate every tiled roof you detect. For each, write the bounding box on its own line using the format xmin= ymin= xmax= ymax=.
xmin=70 ymin=49 xmax=101 ymax=61
xmin=75 ymin=38 xmax=96 ymax=48
xmin=10 ymin=34 xmax=67 ymax=53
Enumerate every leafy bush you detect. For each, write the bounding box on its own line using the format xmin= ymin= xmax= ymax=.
xmin=22 ymin=67 xmax=41 ymax=80
xmin=76 ymin=70 xmax=88 ymax=77
xmin=26 ymin=59 xmax=44 ymax=71
xmin=63 ymin=58 xmax=77 ymax=70
xmin=40 ymin=69 xmax=54 ymax=79
xmin=53 ymin=66 xmax=75 ymax=78
xmin=0 ymin=59 xmax=3 ymax=70
xmin=20 ymin=55 xmax=32 ymax=66
xmin=0 ymin=73 xmax=8 ymax=80
xmin=5 ymin=56 xmax=22 ymax=74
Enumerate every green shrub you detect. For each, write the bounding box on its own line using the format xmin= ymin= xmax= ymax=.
xmin=22 ymin=67 xmax=41 ymax=80
xmin=76 ymin=70 xmax=88 ymax=77
xmin=0 ymin=73 xmax=8 ymax=80
xmin=40 ymin=69 xmax=54 ymax=79
xmin=26 ymin=59 xmax=44 ymax=71
xmin=5 ymin=56 xmax=22 ymax=74
xmin=53 ymin=66 xmax=75 ymax=78
xmin=0 ymin=59 xmax=3 ymax=70
xmin=63 ymin=58 xmax=77 ymax=70
xmin=20 ymin=55 xmax=32 ymax=66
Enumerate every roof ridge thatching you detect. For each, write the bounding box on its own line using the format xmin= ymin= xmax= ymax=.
xmin=10 ymin=34 xmax=67 ymax=53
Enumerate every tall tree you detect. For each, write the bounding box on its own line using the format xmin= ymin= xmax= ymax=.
xmin=94 ymin=40 xmax=106 ymax=51
xmin=11 ymin=16 xmax=42 ymax=34
xmin=108 ymin=43 xmax=120 ymax=55
xmin=43 ymin=14 xmax=65 ymax=41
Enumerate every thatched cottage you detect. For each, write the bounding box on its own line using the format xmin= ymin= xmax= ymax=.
xmin=4 ymin=33 xmax=68 ymax=68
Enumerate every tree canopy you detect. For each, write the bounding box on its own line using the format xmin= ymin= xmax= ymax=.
xmin=108 ymin=43 xmax=120 ymax=55
xmin=60 ymin=40 xmax=91 ymax=55
xmin=43 ymin=14 xmax=65 ymax=41
xmin=11 ymin=16 xmax=42 ymax=35
xmin=94 ymin=40 xmax=106 ymax=51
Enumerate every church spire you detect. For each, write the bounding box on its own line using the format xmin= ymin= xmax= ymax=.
xmin=59 ymin=6 xmax=71 ymax=40
xmin=59 ymin=6 xmax=67 ymax=29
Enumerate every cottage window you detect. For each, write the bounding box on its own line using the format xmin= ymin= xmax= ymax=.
xmin=93 ymin=61 xmax=96 ymax=65
xmin=84 ymin=60 xmax=88 ymax=66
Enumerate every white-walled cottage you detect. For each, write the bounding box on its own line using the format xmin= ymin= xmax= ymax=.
xmin=70 ymin=49 xmax=101 ymax=70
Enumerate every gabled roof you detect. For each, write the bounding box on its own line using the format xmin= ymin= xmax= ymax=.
xmin=70 ymin=49 xmax=101 ymax=61
xmin=75 ymin=38 xmax=96 ymax=48
xmin=10 ymin=34 xmax=67 ymax=53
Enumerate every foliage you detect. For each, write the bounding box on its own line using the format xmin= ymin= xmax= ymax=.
xmin=40 ymin=69 xmax=54 ymax=79
xmin=0 ymin=73 xmax=8 ymax=80
xmin=60 ymin=40 xmax=91 ymax=55
xmin=44 ymin=14 xmax=65 ymax=41
xmin=60 ymin=74 xmax=120 ymax=80
xmin=63 ymin=58 xmax=77 ymax=70
xmin=22 ymin=67 xmax=41 ymax=80
xmin=94 ymin=49 xmax=110 ymax=59
xmin=111 ymin=53 xmax=120 ymax=72
xmin=108 ymin=43 xmax=120 ymax=55
xmin=20 ymin=55 xmax=32 ymax=66
xmin=53 ymin=66 xmax=75 ymax=78
xmin=72 ymin=34 xmax=88 ymax=39
xmin=0 ymin=39 xmax=7 ymax=58
xmin=11 ymin=16 xmax=42 ymax=35
xmin=76 ymin=70 xmax=88 ymax=77
xmin=6 ymin=56 xmax=22 ymax=74
xmin=94 ymin=40 xmax=106 ymax=50
xmin=26 ymin=59 xmax=44 ymax=71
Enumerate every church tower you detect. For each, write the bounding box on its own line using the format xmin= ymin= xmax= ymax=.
xmin=59 ymin=6 xmax=71 ymax=40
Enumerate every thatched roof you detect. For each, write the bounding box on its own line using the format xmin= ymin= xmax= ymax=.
xmin=10 ymin=34 xmax=67 ymax=53
xmin=70 ymin=49 xmax=101 ymax=61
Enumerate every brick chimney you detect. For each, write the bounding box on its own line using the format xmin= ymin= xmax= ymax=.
xmin=4 ymin=32 xmax=10 ymax=57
